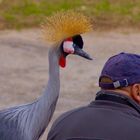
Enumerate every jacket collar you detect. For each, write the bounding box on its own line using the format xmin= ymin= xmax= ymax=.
xmin=94 ymin=90 xmax=140 ymax=114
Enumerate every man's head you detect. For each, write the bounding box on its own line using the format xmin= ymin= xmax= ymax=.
xmin=99 ymin=52 xmax=140 ymax=103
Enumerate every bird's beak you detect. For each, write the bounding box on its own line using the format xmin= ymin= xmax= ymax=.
xmin=74 ymin=46 xmax=93 ymax=60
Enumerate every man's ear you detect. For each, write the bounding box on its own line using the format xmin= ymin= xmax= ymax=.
xmin=131 ymin=84 xmax=140 ymax=103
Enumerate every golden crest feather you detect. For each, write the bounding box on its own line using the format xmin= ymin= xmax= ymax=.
xmin=42 ymin=10 xmax=93 ymax=43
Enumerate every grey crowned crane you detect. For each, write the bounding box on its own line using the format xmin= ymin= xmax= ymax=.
xmin=0 ymin=11 xmax=93 ymax=140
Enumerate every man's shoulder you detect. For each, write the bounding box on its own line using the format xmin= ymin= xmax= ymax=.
xmin=50 ymin=105 xmax=88 ymax=131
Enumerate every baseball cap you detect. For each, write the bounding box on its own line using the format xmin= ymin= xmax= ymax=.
xmin=99 ymin=52 xmax=140 ymax=89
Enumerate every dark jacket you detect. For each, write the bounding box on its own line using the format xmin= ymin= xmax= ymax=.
xmin=47 ymin=90 xmax=140 ymax=140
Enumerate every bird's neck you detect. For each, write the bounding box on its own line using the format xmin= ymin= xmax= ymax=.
xmin=41 ymin=47 xmax=60 ymax=100
xmin=48 ymin=47 xmax=60 ymax=85
xmin=27 ymin=47 xmax=60 ymax=139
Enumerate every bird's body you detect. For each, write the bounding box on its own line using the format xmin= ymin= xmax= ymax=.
xmin=0 ymin=48 xmax=60 ymax=140
xmin=0 ymin=10 xmax=93 ymax=140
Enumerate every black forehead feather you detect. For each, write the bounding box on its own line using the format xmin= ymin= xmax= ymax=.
xmin=72 ymin=35 xmax=83 ymax=49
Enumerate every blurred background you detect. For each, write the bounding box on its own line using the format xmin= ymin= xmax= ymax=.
xmin=0 ymin=0 xmax=140 ymax=30
xmin=0 ymin=0 xmax=140 ymax=140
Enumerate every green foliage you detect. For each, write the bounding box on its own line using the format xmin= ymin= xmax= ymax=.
xmin=0 ymin=0 xmax=140 ymax=29
xmin=95 ymin=0 xmax=111 ymax=12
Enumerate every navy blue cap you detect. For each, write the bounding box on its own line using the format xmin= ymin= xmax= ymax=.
xmin=99 ymin=52 xmax=140 ymax=89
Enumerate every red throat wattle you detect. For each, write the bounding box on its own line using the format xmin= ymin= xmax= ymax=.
xmin=59 ymin=54 xmax=66 ymax=68
xmin=59 ymin=37 xmax=73 ymax=68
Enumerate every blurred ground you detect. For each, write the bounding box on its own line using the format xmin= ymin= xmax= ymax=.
xmin=0 ymin=29 xmax=139 ymax=139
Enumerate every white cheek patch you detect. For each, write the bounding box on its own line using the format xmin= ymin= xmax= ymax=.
xmin=63 ymin=41 xmax=75 ymax=54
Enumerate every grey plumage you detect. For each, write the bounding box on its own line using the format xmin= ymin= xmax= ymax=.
xmin=0 ymin=47 xmax=60 ymax=140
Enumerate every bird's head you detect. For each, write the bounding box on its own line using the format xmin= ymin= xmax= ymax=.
xmin=42 ymin=10 xmax=93 ymax=67
xmin=59 ymin=34 xmax=92 ymax=68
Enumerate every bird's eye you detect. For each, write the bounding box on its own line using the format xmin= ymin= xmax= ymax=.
xmin=73 ymin=43 xmax=76 ymax=47
xmin=72 ymin=35 xmax=83 ymax=49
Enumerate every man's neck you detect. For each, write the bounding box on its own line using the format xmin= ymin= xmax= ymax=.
xmin=105 ymin=89 xmax=132 ymax=99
